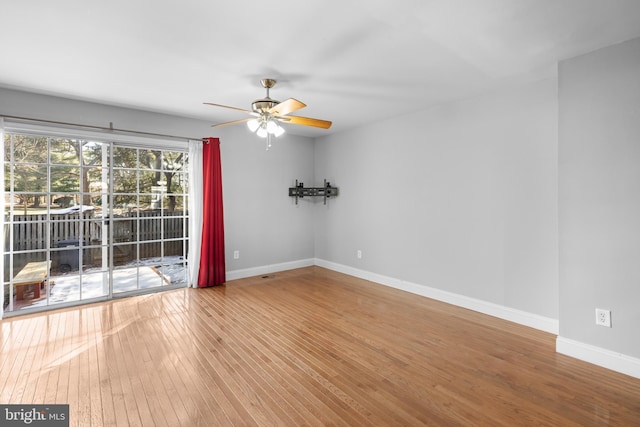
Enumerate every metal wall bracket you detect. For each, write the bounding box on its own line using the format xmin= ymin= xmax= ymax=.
xmin=288 ymin=179 xmax=339 ymax=205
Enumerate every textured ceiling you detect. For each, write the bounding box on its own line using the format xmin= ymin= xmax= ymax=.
xmin=2 ymin=0 xmax=640 ymax=137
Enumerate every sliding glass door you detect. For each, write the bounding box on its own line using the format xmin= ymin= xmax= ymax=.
xmin=3 ymin=131 xmax=188 ymax=314
xmin=110 ymin=145 xmax=188 ymax=294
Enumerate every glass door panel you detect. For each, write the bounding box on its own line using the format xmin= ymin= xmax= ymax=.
xmin=3 ymin=134 xmax=188 ymax=314
xmin=3 ymin=135 xmax=110 ymax=312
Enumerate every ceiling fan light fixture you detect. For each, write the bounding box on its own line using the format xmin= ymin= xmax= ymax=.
xmin=247 ymin=118 xmax=260 ymax=132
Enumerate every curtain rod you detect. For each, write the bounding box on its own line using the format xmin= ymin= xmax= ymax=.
xmin=1 ymin=115 xmax=203 ymax=142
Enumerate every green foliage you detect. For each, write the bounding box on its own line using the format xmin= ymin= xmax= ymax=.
xmin=5 ymin=133 xmax=187 ymax=213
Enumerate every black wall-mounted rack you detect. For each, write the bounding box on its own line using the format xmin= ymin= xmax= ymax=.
xmin=288 ymin=179 xmax=339 ymax=205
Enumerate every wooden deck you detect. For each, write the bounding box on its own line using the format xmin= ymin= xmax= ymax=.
xmin=1 ymin=266 xmax=639 ymax=426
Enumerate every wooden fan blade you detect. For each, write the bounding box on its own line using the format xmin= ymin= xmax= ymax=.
xmin=279 ymin=115 xmax=332 ymax=129
xmin=204 ymin=102 xmax=252 ymax=114
xmin=269 ymin=98 xmax=306 ymax=116
xmin=211 ymin=118 xmax=251 ymax=128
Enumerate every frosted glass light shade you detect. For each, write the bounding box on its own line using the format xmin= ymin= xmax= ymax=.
xmin=273 ymin=124 xmax=285 ymax=137
xmin=247 ymin=119 xmax=260 ymax=132
xmin=256 ymin=126 xmax=268 ymax=138
xmin=266 ymin=120 xmax=278 ymax=134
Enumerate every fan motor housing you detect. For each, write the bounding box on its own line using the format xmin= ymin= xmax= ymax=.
xmin=251 ymin=98 xmax=279 ymax=112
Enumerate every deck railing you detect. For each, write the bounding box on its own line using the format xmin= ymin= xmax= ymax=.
xmin=4 ymin=210 xmax=187 ymax=278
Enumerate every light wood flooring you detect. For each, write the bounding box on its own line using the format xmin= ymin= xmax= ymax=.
xmin=1 ymin=266 xmax=639 ymax=426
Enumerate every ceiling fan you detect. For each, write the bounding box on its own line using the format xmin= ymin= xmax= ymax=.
xmin=204 ymin=78 xmax=332 ymax=149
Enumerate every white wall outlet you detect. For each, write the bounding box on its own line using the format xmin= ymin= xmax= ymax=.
xmin=595 ymin=308 xmax=611 ymax=327
xmin=357 ymin=250 xmax=362 ymax=259
xmin=233 ymin=250 xmax=240 ymax=259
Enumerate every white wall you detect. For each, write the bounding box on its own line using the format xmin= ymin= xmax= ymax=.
xmin=220 ymin=126 xmax=316 ymax=274
xmin=0 ymin=87 xmax=316 ymax=278
xmin=314 ymin=77 xmax=559 ymax=320
xmin=559 ymin=36 xmax=640 ymax=359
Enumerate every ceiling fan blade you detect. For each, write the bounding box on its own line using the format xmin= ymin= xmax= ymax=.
xmin=204 ymin=102 xmax=252 ymax=114
xmin=279 ymin=115 xmax=332 ymax=129
xmin=269 ymin=98 xmax=306 ymax=116
xmin=211 ymin=118 xmax=252 ymax=128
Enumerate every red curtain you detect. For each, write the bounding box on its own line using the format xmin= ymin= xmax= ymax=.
xmin=198 ymin=137 xmax=226 ymax=286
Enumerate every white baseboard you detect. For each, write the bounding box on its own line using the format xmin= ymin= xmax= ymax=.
xmin=316 ymin=259 xmax=640 ymax=379
xmin=226 ymin=258 xmax=315 ymax=281
xmin=314 ymin=258 xmax=559 ymax=335
xmin=556 ymin=337 xmax=640 ymax=379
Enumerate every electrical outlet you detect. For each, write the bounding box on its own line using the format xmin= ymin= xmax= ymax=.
xmin=357 ymin=250 xmax=362 ymax=259
xmin=233 ymin=250 xmax=240 ymax=259
xmin=595 ymin=308 xmax=611 ymax=327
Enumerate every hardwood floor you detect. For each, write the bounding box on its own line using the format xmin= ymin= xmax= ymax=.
xmin=1 ymin=266 xmax=639 ymax=426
